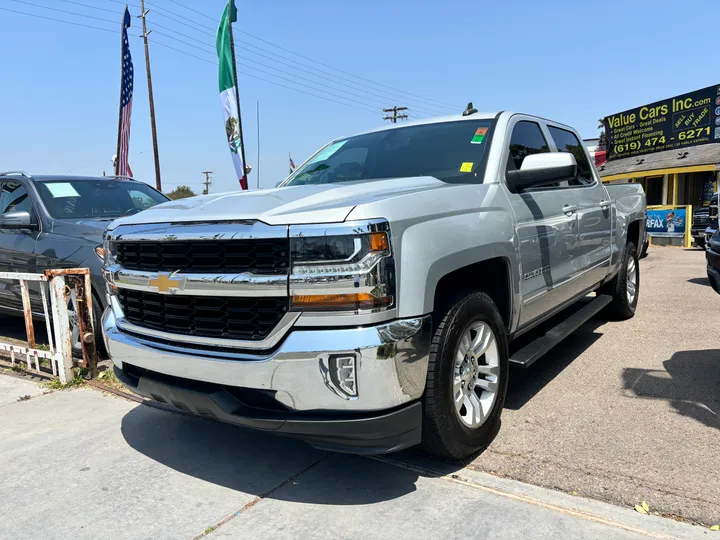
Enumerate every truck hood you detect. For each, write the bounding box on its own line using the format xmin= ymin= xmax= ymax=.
xmin=108 ymin=177 xmax=451 ymax=228
xmin=52 ymin=218 xmax=113 ymax=241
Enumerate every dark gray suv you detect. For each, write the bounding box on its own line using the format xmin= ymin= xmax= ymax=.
xmin=0 ymin=172 xmax=168 ymax=353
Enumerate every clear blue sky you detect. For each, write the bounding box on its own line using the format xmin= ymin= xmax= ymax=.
xmin=1 ymin=0 xmax=718 ymax=194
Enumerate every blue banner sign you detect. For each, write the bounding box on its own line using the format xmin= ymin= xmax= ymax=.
xmin=646 ymin=208 xmax=686 ymax=236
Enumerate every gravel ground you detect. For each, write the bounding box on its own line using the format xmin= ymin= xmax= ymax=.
xmin=469 ymin=247 xmax=720 ymax=525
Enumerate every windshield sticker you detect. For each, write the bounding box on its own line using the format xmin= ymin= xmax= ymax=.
xmin=471 ymin=127 xmax=488 ymax=144
xmin=459 ymin=162 xmax=474 ymax=173
xmin=306 ymin=140 xmax=347 ymax=165
xmin=45 ymin=183 xmax=80 ymax=198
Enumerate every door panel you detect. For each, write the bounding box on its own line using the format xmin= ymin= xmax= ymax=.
xmin=511 ymin=191 xmax=578 ymax=325
xmin=546 ymin=125 xmax=612 ymax=292
xmin=0 ymin=181 xmax=41 ymax=313
xmin=502 ymin=119 xmax=580 ymax=327
xmin=573 ymin=184 xmax=612 ymax=291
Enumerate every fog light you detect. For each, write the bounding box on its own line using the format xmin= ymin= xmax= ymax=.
xmin=320 ymin=353 xmax=358 ymax=399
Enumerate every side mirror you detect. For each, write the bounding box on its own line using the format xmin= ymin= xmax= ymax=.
xmin=507 ymin=153 xmax=577 ymax=193
xmin=0 ymin=211 xmax=35 ymax=230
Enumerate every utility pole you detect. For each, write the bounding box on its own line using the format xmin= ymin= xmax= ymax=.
xmin=201 ymin=171 xmax=213 ymax=195
xmin=139 ymin=0 xmax=162 ymax=192
xmin=383 ymin=106 xmax=409 ymax=124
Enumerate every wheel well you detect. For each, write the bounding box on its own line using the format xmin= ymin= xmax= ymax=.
xmin=433 ymin=257 xmax=512 ymax=330
xmin=627 ymin=220 xmax=641 ymax=249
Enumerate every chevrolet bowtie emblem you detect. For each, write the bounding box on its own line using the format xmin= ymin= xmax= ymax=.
xmin=149 ymin=273 xmax=184 ymax=293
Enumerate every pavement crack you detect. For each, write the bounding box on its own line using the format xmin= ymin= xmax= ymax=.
xmin=192 ymin=452 xmax=331 ymax=539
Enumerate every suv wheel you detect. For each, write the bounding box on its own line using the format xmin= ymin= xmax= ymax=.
xmin=422 ymin=292 xmax=509 ymax=460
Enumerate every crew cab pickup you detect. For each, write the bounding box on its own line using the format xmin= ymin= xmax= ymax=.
xmin=102 ymin=109 xmax=646 ymax=459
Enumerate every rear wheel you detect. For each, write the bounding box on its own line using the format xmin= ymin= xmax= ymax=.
xmin=603 ymin=241 xmax=639 ymax=319
xmin=422 ymin=292 xmax=509 ymax=460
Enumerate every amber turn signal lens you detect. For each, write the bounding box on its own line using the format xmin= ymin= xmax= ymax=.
xmin=292 ymin=293 xmax=392 ymax=311
xmin=369 ymin=232 xmax=389 ymax=252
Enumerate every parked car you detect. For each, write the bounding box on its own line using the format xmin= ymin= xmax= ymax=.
xmin=692 ymin=206 xmax=710 ymax=249
xmin=102 ymin=109 xmax=646 ymax=459
xmin=707 ymin=229 xmax=720 ymax=294
xmin=0 ymin=172 xmax=168 ymax=355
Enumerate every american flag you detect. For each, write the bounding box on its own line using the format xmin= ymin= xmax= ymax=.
xmin=116 ymin=7 xmax=134 ymax=177
xmin=289 ymin=153 xmax=296 ymax=174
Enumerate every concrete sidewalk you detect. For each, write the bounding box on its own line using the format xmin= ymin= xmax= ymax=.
xmin=0 ymin=375 xmax=710 ymax=540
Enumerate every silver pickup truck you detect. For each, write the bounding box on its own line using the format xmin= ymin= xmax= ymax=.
xmin=102 ymin=108 xmax=645 ymax=459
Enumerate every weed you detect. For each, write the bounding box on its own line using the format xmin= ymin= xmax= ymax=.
xmin=43 ymin=374 xmax=86 ymax=390
xmin=204 ymin=526 xmax=216 ymax=535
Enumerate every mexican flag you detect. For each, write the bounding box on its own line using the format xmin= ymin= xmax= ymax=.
xmin=216 ymin=0 xmax=247 ymax=190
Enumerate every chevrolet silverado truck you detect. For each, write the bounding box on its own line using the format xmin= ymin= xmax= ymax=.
xmin=102 ymin=108 xmax=646 ymax=459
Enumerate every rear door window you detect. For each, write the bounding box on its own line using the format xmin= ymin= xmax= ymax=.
xmin=547 ymin=126 xmax=595 ymax=186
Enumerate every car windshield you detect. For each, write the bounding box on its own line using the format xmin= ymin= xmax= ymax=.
xmin=35 ymin=179 xmax=168 ymax=220
xmin=284 ymin=120 xmax=494 ymax=186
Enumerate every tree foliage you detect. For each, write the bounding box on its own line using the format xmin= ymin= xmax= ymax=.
xmin=166 ymin=185 xmax=196 ymax=200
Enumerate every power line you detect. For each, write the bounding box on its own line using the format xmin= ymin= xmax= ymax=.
xmin=11 ymin=0 xmax=120 ymax=26
xmin=149 ymin=26 xmax=430 ymax=114
xmin=160 ymin=0 xmax=457 ymax=110
xmin=150 ymin=40 xmax=378 ymax=115
xmin=3 ymin=3 xmax=421 ymax=117
xmin=0 ymin=6 xmax=121 ymax=34
xmin=143 ymin=12 xmax=447 ymax=116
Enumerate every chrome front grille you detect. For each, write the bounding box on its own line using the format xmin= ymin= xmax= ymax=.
xmin=107 ymin=222 xmax=292 ymax=349
xmin=114 ymin=238 xmax=289 ymax=274
xmin=117 ymin=289 xmax=288 ymax=341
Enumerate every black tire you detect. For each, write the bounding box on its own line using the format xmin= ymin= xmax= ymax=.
xmin=640 ymin=239 xmax=649 ymax=259
xmin=603 ymin=241 xmax=639 ymax=319
xmin=422 ymin=292 xmax=509 ymax=460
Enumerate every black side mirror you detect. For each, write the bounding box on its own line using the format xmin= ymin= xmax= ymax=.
xmin=0 ymin=211 xmax=35 ymax=230
xmin=507 ymin=153 xmax=577 ymax=193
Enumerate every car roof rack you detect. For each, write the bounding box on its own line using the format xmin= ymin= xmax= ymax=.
xmin=0 ymin=170 xmax=33 ymax=179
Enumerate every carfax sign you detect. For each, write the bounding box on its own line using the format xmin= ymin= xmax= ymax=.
xmin=646 ymin=208 xmax=687 ymax=236
xmin=604 ymin=84 xmax=720 ymax=160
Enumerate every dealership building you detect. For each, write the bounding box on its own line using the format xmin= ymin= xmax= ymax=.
xmin=591 ymin=84 xmax=720 ymax=209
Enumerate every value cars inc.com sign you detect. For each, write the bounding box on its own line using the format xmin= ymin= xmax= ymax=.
xmin=604 ymin=84 xmax=720 ymax=160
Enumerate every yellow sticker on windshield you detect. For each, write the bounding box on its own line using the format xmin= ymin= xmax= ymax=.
xmin=460 ymin=162 xmax=474 ymax=173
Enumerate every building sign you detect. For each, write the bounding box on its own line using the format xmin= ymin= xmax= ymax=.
xmin=646 ymin=208 xmax=687 ymax=236
xmin=604 ymin=84 xmax=720 ymax=160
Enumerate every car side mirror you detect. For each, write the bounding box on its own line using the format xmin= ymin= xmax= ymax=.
xmin=506 ymin=153 xmax=577 ymax=193
xmin=0 ymin=211 xmax=35 ymax=230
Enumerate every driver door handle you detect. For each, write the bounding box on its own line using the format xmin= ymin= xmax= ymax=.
xmin=563 ymin=205 xmax=577 ymax=216
xmin=599 ymin=200 xmax=611 ymax=210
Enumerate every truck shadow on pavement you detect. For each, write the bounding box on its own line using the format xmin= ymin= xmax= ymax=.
xmin=120 ymin=404 xmax=440 ymax=505
xmin=622 ymin=349 xmax=720 ymax=431
xmin=687 ymin=276 xmax=711 ymax=286
xmin=504 ymin=318 xmax=607 ymax=410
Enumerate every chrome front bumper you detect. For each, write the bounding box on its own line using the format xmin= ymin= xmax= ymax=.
xmin=102 ymin=308 xmax=432 ymax=412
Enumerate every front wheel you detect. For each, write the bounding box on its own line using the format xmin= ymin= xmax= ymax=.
xmin=422 ymin=293 xmax=509 ymax=460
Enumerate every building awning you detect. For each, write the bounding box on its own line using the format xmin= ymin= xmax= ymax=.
xmin=599 ymin=143 xmax=720 ymax=181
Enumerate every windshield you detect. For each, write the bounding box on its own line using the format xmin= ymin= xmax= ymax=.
xmin=35 ymin=179 xmax=168 ymax=220
xmin=284 ymin=120 xmax=494 ymax=186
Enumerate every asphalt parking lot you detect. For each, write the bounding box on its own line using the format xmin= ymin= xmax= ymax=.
xmin=0 ymin=246 xmax=718 ymax=536
xmin=468 ymin=247 xmax=719 ymax=524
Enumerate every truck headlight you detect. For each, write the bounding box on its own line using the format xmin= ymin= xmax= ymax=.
xmin=289 ymin=222 xmax=395 ymax=312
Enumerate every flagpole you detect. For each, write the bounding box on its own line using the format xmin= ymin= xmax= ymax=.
xmin=114 ymin=7 xmax=126 ymax=176
xmin=227 ymin=1 xmax=248 ymax=189
xmin=256 ymin=100 xmax=260 ymax=189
